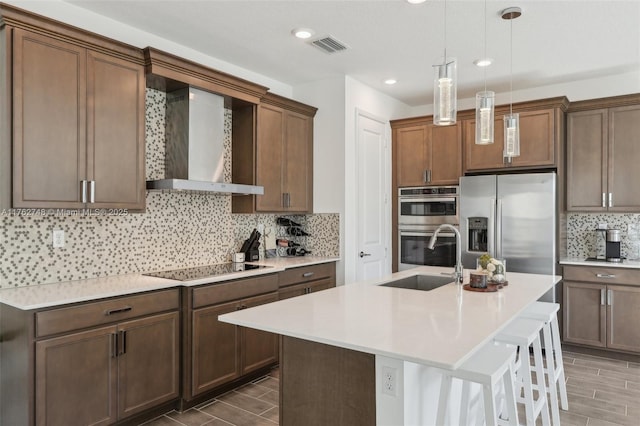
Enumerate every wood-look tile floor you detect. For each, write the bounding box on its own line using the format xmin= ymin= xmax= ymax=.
xmin=141 ymin=368 xmax=280 ymax=426
xmin=142 ymin=350 xmax=640 ymax=426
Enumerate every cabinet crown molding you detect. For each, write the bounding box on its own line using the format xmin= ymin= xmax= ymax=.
xmin=568 ymin=93 xmax=640 ymax=112
xmin=0 ymin=2 xmax=144 ymax=64
xmin=143 ymin=47 xmax=269 ymax=105
xmin=261 ymin=92 xmax=318 ymax=117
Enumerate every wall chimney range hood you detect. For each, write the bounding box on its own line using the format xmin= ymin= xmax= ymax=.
xmin=146 ymin=87 xmax=263 ymax=195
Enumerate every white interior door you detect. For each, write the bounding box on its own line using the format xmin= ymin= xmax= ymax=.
xmin=355 ymin=110 xmax=389 ymax=281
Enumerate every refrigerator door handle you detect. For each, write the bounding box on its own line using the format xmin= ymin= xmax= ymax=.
xmin=495 ymin=199 xmax=503 ymax=259
xmin=488 ymin=198 xmax=496 ymax=257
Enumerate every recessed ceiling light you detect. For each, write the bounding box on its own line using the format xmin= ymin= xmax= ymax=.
xmin=291 ymin=28 xmax=314 ymax=39
xmin=474 ymin=58 xmax=493 ymax=67
xmin=384 ymin=79 xmax=398 ymax=85
xmin=406 ymin=0 xmax=427 ymax=4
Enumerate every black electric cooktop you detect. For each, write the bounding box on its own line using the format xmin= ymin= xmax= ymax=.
xmin=143 ymin=263 xmax=270 ymax=281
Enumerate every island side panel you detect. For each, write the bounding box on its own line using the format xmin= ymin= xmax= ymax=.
xmin=280 ymin=336 xmax=376 ymax=426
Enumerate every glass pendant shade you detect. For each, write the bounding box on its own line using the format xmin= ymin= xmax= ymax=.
xmin=433 ymin=59 xmax=457 ymax=126
xmin=475 ymin=91 xmax=495 ymax=144
xmin=503 ymin=113 xmax=520 ymax=157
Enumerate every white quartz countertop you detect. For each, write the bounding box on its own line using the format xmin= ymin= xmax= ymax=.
xmin=220 ymin=266 xmax=561 ymax=370
xmin=560 ymin=257 xmax=640 ymax=269
xmin=0 ymin=256 xmax=339 ymax=310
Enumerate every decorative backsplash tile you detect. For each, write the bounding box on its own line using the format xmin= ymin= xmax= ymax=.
xmin=0 ymin=89 xmax=339 ymax=288
xmin=566 ymin=213 xmax=640 ymax=260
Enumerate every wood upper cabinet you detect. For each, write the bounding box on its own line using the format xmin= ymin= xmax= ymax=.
xmin=392 ymin=119 xmax=462 ymax=187
xmin=567 ymin=97 xmax=640 ymax=212
xmin=563 ymin=265 xmax=640 ymax=354
xmin=233 ymin=93 xmax=317 ymax=213
xmin=463 ymin=107 xmax=559 ymax=172
xmin=8 ymin=24 xmax=145 ymax=210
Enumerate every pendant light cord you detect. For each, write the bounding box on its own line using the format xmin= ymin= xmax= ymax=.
xmin=483 ymin=0 xmax=487 ymax=93
xmin=509 ymin=17 xmax=513 ymax=116
xmin=443 ymin=0 xmax=448 ymax=63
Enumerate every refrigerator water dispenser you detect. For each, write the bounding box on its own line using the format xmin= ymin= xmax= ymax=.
xmin=468 ymin=217 xmax=488 ymax=252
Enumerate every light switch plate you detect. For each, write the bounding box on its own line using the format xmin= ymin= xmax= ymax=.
xmin=52 ymin=230 xmax=65 ymax=248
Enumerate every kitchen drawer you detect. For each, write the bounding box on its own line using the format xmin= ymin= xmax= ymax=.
xmin=278 ymin=263 xmax=335 ymax=288
xmin=36 ymin=289 xmax=180 ymax=338
xmin=193 ymin=274 xmax=278 ymax=309
xmin=563 ymin=265 xmax=640 ymax=286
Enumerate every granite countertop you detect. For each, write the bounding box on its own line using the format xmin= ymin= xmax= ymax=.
xmin=0 ymin=256 xmax=339 ymax=310
xmin=220 ymin=265 xmax=561 ymax=370
xmin=560 ymin=258 xmax=640 ymax=269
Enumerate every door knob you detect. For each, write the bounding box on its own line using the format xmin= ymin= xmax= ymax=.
xmin=359 ymin=251 xmax=371 ymax=258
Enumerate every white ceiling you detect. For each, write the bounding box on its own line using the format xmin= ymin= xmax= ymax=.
xmin=65 ymin=0 xmax=640 ymax=106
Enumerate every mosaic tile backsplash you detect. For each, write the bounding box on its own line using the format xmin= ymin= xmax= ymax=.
xmin=0 ymin=89 xmax=339 ymax=288
xmin=566 ymin=213 xmax=640 ymax=260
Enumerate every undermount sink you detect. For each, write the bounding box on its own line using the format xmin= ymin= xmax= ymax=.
xmin=380 ymin=274 xmax=454 ymax=291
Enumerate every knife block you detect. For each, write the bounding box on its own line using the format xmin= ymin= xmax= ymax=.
xmin=245 ymin=250 xmax=259 ymax=262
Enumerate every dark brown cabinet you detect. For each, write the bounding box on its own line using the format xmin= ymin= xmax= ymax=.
xmin=463 ymin=107 xmax=563 ymax=172
xmin=233 ymin=93 xmax=317 ymax=213
xmin=567 ymin=96 xmax=640 ymax=212
xmin=392 ymin=120 xmax=462 ymax=187
xmin=563 ymin=266 xmax=640 ymax=354
xmin=1 ymin=6 xmax=145 ymax=210
xmin=184 ymin=274 xmax=279 ymax=402
xmin=1 ymin=288 xmax=180 ymax=426
xmin=278 ymin=262 xmax=337 ymax=300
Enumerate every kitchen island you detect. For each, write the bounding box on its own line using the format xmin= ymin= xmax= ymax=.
xmin=219 ymin=266 xmax=561 ymax=426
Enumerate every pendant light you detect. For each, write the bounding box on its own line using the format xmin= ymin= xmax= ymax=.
xmin=433 ymin=0 xmax=456 ymax=126
xmin=502 ymin=7 xmax=522 ymax=159
xmin=475 ymin=0 xmax=495 ymax=144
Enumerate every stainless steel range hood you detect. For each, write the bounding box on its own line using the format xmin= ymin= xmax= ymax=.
xmin=146 ymin=87 xmax=263 ymax=195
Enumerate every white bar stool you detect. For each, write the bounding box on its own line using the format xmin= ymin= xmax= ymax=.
xmin=495 ymin=318 xmax=551 ymax=426
xmin=436 ymin=342 xmax=519 ymax=426
xmin=519 ymin=301 xmax=568 ymax=426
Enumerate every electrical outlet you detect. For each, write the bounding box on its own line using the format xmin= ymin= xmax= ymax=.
xmin=257 ymin=223 xmax=265 ymax=234
xmin=382 ymin=366 xmax=397 ymax=397
xmin=52 ymin=230 xmax=65 ymax=248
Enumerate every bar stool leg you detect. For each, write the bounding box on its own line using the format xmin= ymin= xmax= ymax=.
xmin=482 ymin=383 xmax=498 ymax=426
xmin=541 ymin=322 xmax=560 ymax=426
xmin=550 ymin=316 xmax=568 ymax=410
xmin=460 ymin=380 xmax=471 ymax=426
xmin=532 ymin=337 xmax=551 ymax=426
xmin=518 ymin=345 xmax=536 ymax=425
xmin=436 ymin=373 xmax=451 ymax=425
xmin=501 ymin=361 xmax=519 ymax=426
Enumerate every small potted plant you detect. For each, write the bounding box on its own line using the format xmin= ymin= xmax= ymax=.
xmin=477 ymin=254 xmax=506 ymax=284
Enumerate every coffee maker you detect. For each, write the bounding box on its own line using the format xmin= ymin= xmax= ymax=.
xmin=606 ymin=229 xmax=622 ymax=262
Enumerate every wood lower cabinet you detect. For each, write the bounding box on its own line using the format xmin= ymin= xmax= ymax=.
xmin=1 ymin=6 xmax=145 ymax=210
xmin=278 ymin=262 xmax=337 ymax=300
xmin=1 ymin=288 xmax=180 ymax=426
xmin=233 ymin=93 xmax=317 ymax=213
xmin=184 ymin=274 xmax=279 ymax=401
xmin=567 ymin=96 xmax=640 ymax=212
xmin=391 ymin=119 xmax=462 ymax=187
xmin=563 ymin=266 xmax=640 ymax=354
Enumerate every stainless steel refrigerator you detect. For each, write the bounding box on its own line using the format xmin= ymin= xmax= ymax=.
xmin=460 ymin=172 xmax=557 ymax=302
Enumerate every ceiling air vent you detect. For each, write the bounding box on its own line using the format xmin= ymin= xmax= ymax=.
xmin=310 ymin=35 xmax=349 ymax=54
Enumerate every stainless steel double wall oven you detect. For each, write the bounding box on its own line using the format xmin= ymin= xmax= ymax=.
xmin=398 ymin=186 xmax=459 ymax=270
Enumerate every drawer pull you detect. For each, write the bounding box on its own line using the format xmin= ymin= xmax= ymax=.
xmin=302 ymin=272 xmax=315 ymax=278
xmin=596 ymin=273 xmax=616 ymax=279
xmin=111 ymin=333 xmax=118 ymax=358
xmin=607 ymin=289 xmax=612 ymax=306
xmin=105 ymin=306 xmax=132 ymax=316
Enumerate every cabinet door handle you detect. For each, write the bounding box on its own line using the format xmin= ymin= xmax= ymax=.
xmin=111 ymin=333 xmax=118 ymax=358
xmin=302 ymin=272 xmax=315 ymax=278
xmin=426 ymin=170 xmax=432 ymax=183
xmin=600 ymin=288 xmax=605 ymax=305
xmin=105 ymin=306 xmax=132 ymax=316
xmin=602 ymin=193 xmax=606 ymax=208
xmin=607 ymin=289 xmax=612 ymax=306
xmin=596 ymin=273 xmax=616 ymax=278
xmin=287 ymin=193 xmax=291 ymax=207
xmin=90 ymin=181 xmax=96 ymax=203
xmin=608 ymin=192 xmax=613 ymax=208
xmin=81 ymin=180 xmax=88 ymax=203
xmin=282 ymin=193 xmax=287 ymax=208
xmin=423 ymin=170 xmax=427 ymax=183
xmin=118 ymin=330 xmax=126 ymax=356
